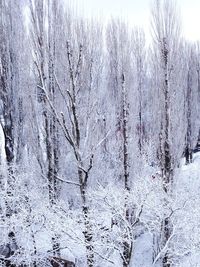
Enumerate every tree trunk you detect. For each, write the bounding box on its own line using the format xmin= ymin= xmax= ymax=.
xmin=121 ymin=73 xmax=132 ymax=267
xmin=79 ymin=170 xmax=94 ymax=267
xmin=185 ymin=68 xmax=193 ymax=164
xmin=161 ymin=38 xmax=172 ymax=267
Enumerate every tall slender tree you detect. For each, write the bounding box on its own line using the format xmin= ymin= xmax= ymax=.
xmin=151 ymin=0 xmax=185 ymax=266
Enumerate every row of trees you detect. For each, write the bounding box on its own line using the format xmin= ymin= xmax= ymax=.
xmin=0 ymin=0 xmax=199 ymax=266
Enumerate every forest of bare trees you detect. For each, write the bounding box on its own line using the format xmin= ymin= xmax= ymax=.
xmin=0 ymin=0 xmax=200 ymax=266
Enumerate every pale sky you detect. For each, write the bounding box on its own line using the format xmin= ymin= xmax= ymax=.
xmin=73 ymin=0 xmax=200 ymax=41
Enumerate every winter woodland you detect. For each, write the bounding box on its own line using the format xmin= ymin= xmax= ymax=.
xmin=0 ymin=0 xmax=200 ymax=266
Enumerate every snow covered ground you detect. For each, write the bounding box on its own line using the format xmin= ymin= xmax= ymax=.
xmin=130 ymin=152 xmax=200 ymax=267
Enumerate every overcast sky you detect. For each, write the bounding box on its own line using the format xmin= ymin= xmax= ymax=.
xmin=73 ymin=0 xmax=200 ymax=41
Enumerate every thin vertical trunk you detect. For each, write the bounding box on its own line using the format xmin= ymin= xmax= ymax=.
xmin=161 ymin=38 xmax=172 ymax=267
xmin=47 ymin=0 xmax=60 ymax=255
xmin=185 ymin=68 xmax=192 ymax=164
xmin=196 ymin=68 xmax=200 ymax=146
xmin=80 ymin=180 xmax=94 ymax=267
xmin=121 ymin=73 xmax=132 ymax=267
xmin=138 ymin=61 xmax=143 ymax=154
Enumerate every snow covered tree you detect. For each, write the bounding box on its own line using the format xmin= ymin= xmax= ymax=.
xmin=106 ymin=19 xmax=146 ymax=266
xmin=132 ymin=27 xmax=147 ymax=154
xmin=183 ymin=44 xmax=199 ymax=164
xmin=151 ymin=0 xmax=186 ymax=266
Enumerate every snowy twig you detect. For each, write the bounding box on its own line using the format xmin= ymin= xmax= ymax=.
xmin=37 ymin=170 xmax=81 ymax=187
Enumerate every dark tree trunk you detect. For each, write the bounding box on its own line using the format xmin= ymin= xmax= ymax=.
xmin=79 ymin=170 xmax=94 ymax=267
xmin=121 ymin=73 xmax=132 ymax=267
xmin=185 ymin=67 xmax=193 ymax=164
xmin=160 ymin=38 xmax=173 ymax=267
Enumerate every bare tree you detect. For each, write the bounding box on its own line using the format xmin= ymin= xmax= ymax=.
xmin=132 ymin=27 xmax=147 ymax=154
xmin=29 ymin=0 xmax=63 ymax=257
xmin=106 ymin=19 xmax=139 ymax=267
xmin=30 ymin=4 xmax=104 ymax=264
xmin=184 ymin=45 xmax=196 ymax=164
xmin=151 ymin=0 xmax=185 ymax=266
